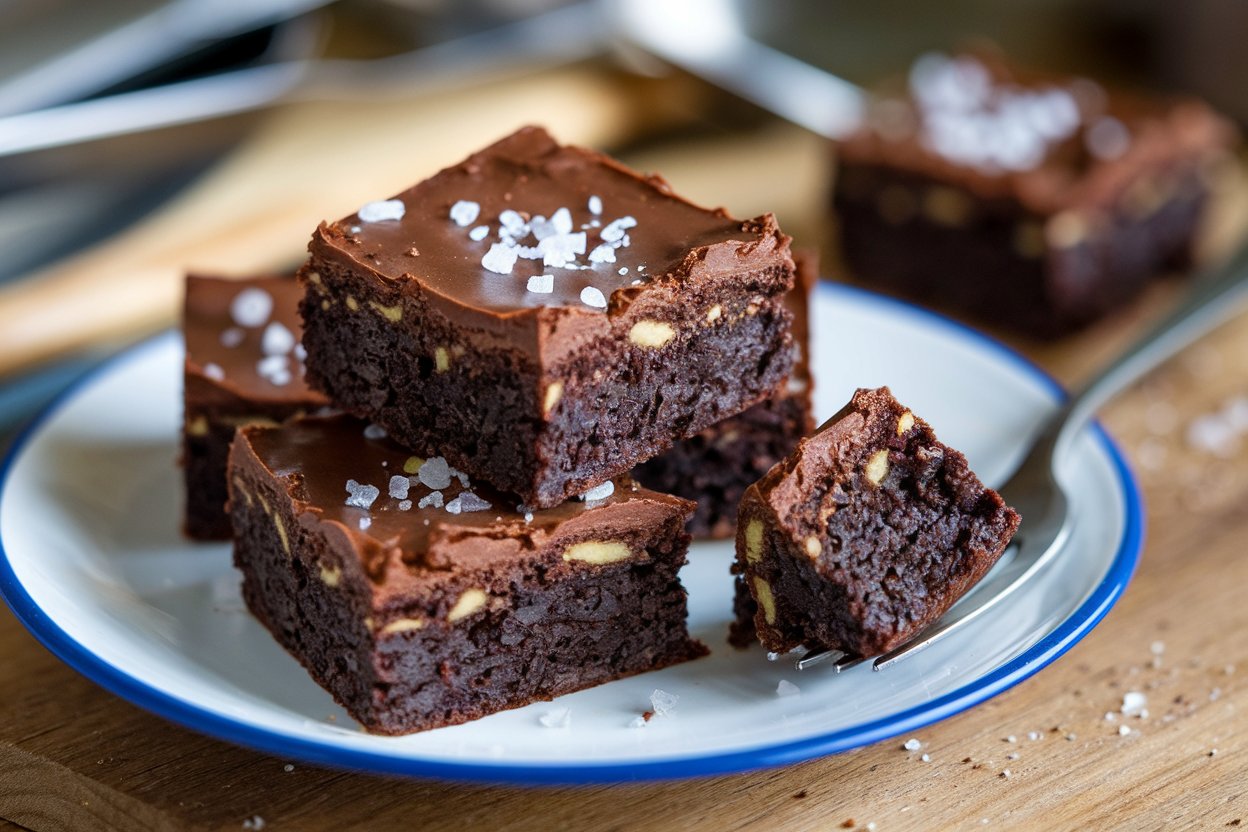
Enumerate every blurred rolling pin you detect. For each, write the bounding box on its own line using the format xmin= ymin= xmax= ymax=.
xmin=0 ymin=65 xmax=699 ymax=377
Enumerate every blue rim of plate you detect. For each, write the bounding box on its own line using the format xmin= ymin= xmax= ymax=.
xmin=0 ymin=282 xmax=1144 ymax=785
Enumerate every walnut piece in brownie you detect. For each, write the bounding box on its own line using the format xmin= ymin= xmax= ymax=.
xmin=298 ymin=125 xmax=795 ymax=509
xmin=634 ymin=249 xmax=817 ymax=539
xmin=734 ymin=387 xmax=1020 ymax=657
xmin=834 ymin=51 xmax=1238 ymax=336
xmin=227 ymin=413 xmax=707 ymax=735
xmin=183 ymin=274 xmax=328 ymax=539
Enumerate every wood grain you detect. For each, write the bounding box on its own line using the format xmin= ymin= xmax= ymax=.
xmin=2 ymin=95 xmax=1247 ymax=832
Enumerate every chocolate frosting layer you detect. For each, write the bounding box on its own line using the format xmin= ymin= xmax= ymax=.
xmin=239 ymin=413 xmax=692 ymax=588
xmin=184 ymin=274 xmax=328 ymax=405
xmin=310 ymin=126 xmax=788 ymax=329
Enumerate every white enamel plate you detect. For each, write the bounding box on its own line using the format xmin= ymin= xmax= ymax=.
xmin=0 ymin=284 xmax=1142 ymax=783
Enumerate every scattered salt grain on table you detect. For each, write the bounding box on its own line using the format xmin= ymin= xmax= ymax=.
xmin=903 ymin=738 xmax=922 ymax=751
xmin=1122 ymin=691 xmax=1147 ymax=716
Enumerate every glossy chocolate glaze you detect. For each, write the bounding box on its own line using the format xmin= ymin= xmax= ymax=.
xmin=184 ymin=274 xmax=327 ymax=405
xmin=314 ymin=126 xmax=780 ymax=316
xmin=238 ymin=413 xmax=691 ymax=586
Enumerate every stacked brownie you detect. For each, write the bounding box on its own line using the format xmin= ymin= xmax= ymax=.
xmin=204 ymin=126 xmax=802 ymax=733
xmin=182 ymin=274 xmax=329 ymax=539
xmin=833 ymin=51 xmax=1238 ymax=336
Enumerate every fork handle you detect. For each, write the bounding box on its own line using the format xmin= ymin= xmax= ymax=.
xmin=1049 ymin=240 xmax=1248 ymax=458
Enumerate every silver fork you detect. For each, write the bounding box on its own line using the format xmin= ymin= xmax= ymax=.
xmin=797 ymin=239 xmax=1248 ymax=674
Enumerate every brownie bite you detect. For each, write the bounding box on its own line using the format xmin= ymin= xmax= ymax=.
xmin=298 ymin=125 xmax=795 ymax=509
xmin=227 ymin=413 xmax=707 ymax=735
xmin=833 ymin=51 xmax=1238 ymax=336
xmin=183 ymin=274 xmax=328 ymax=539
xmin=633 ymin=250 xmax=817 ymax=539
xmin=734 ymin=387 xmax=1020 ymax=657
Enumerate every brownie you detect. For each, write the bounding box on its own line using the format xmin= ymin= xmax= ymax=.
xmin=183 ymin=274 xmax=329 ymax=539
xmin=298 ymin=125 xmax=796 ymax=510
xmin=733 ymin=387 xmax=1020 ymax=657
xmin=227 ymin=412 xmax=708 ymax=735
xmin=633 ymin=250 xmax=817 ymax=539
xmin=833 ymin=51 xmax=1238 ymax=337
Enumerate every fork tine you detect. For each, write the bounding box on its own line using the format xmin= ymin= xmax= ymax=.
xmin=795 ymin=648 xmax=844 ymax=670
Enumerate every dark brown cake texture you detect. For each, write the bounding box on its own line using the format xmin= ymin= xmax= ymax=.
xmin=833 ymin=50 xmax=1238 ymax=337
xmin=182 ymin=273 xmax=329 ymax=540
xmin=227 ymin=412 xmax=707 ymax=735
xmin=298 ymin=125 xmax=796 ymax=510
xmin=733 ymin=387 xmax=1020 ymax=657
xmin=634 ymin=249 xmax=817 ymax=539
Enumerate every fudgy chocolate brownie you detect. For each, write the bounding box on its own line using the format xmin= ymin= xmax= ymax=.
xmin=634 ymin=250 xmax=817 ymax=539
xmin=183 ymin=274 xmax=328 ymax=539
xmin=227 ymin=412 xmax=707 ymax=735
xmin=834 ymin=51 xmax=1238 ymax=336
xmin=298 ymin=126 xmax=795 ymax=509
xmin=734 ymin=387 xmax=1020 ymax=657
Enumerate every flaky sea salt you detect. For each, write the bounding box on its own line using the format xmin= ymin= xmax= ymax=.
xmin=776 ymin=679 xmax=800 ymax=698
xmin=1122 ymin=691 xmax=1147 ymax=717
xmin=389 ymin=475 xmax=411 ymax=500
xmin=588 ymin=195 xmax=602 ymax=214
xmin=220 ymin=327 xmax=244 ymax=347
xmin=203 ymin=363 xmax=225 ymax=381
xmin=903 ymin=738 xmax=922 ymax=751
xmin=601 ymin=216 xmax=637 ymax=243
xmin=580 ymin=286 xmax=607 ymax=308
xmin=359 ymin=516 xmax=371 ymax=530
xmin=256 ymin=354 xmax=291 ymax=386
xmin=579 ymin=481 xmax=614 ymax=502
xmin=398 ymin=500 xmax=412 ymax=511
xmin=446 ymin=491 xmax=491 ymax=514
xmin=344 ymin=479 xmax=380 ymax=509
xmin=650 ymin=689 xmax=678 ymax=716
xmin=449 ymin=200 xmax=480 ymax=227
xmin=261 ymin=321 xmax=295 ymax=356
xmin=417 ymin=490 xmax=443 ymax=509
xmin=358 ymin=199 xmax=405 ymax=222
xmin=417 ymin=457 xmax=453 ymax=490
xmin=527 ymin=274 xmax=554 ymax=294
xmin=469 ymin=225 xmax=490 ymax=242
xmin=588 ymin=244 xmax=616 ymax=264
xmin=482 ymin=243 xmax=519 ymax=275
xmin=538 ymin=707 xmax=571 ymax=729
xmin=363 ymin=424 xmax=387 ymax=440
xmin=230 ymin=288 xmax=273 ymax=328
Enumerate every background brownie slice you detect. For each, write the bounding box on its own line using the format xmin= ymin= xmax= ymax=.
xmin=634 ymin=249 xmax=817 ymax=539
xmin=227 ymin=413 xmax=707 ymax=735
xmin=298 ymin=125 xmax=795 ymax=509
xmin=833 ymin=51 xmax=1238 ymax=337
xmin=183 ymin=274 xmax=328 ymax=540
xmin=734 ymin=387 xmax=1020 ymax=657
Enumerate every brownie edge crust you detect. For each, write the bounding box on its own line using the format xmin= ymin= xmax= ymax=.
xmin=734 ymin=387 xmax=1020 ymax=657
xmin=227 ymin=415 xmax=707 ymax=735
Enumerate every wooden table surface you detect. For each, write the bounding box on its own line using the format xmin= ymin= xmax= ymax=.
xmin=1 ymin=66 xmax=1246 ymax=832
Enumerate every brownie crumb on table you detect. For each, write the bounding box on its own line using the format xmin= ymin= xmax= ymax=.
xmin=297 ymin=125 xmax=796 ymax=510
xmin=227 ymin=412 xmax=707 ymax=735
xmin=733 ymin=386 xmax=1020 ymax=656
xmin=832 ymin=50 xmax=1238 ymax=337
xmin=182 ymin=274 xmax=329 ymax=540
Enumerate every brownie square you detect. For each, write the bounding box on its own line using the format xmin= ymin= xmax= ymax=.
xmin=734 ymin=387 xmax=1020 ymax=657
xmin=833 ymin=51 xmax=1238 ymax=336
xmin=227 ymin=413 xmax=707 ymax=735
xmin=183 ymin=274 xmax=328 ymax=539
xmin=633 ymin=250 xmax=817 ymax=539
xmin=298 ymin=125 xmax=796 ymax=509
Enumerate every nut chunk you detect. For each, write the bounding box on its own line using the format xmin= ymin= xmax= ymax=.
xmin=733 ymin=387 xmax=1020 ymax=656
xmin=227 ymin=412 xmax=706 ymax=735
xmin=298 ymin=125 xmax=795 ymax=509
